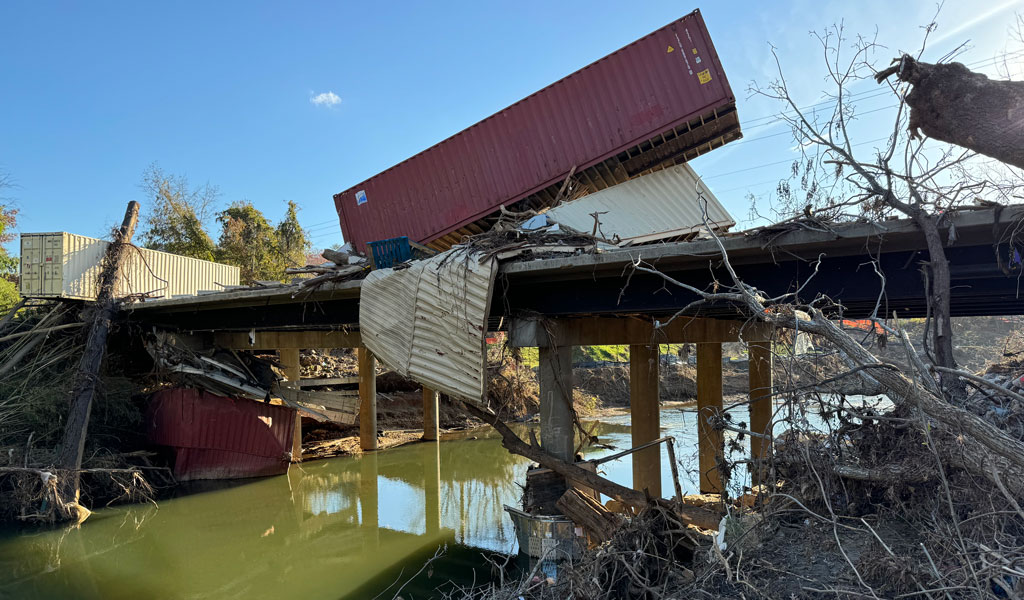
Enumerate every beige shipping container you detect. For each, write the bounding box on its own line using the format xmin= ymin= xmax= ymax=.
xmin=20 ymin=232 xmax=240 ymax=301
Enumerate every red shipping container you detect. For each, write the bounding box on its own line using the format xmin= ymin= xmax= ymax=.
xmin=147 ymin=388 xmax=295 ymax=481
xmin=334 ymin=9 xmax=740 ymax=252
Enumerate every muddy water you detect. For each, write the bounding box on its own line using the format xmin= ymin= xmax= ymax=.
xmin=0 ymin=400 xmax=847 ymax=600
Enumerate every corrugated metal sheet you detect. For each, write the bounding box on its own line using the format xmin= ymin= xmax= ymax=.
xmin=147 ymin=388 xmax=294 ymax=481
xmin=334 ymin=9 xmax=740 ymax=253
xmin=359 ymin=249 xmax=497 ymax=403
xmin=544 ymin=163 xmax=734 ymax=245
xmin=20 ymin=232 xmax=240 ymax=300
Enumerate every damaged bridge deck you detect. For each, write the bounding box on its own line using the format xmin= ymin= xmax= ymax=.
xmin=122 ymin=205 xmax=1024 ymax=504
xmin=127 ymin=206 xmax=1024 ymax=334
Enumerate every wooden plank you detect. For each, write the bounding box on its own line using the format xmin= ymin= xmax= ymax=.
xmin=298 ymin=377 xmax=359 ymax=387
xmin=297 ymin=404 xmax=357 ymax=425
xmin=358 ymin=347 xmax=378 ymax=451
xmin=509 ymin=316 xmax=769 ymax=347
xmin=748 ymin=340 xmax=773 ymax=485
xmin=215 ymin=329 xmax=361 ymax=350
xmin=278 ymin=387 xmax=360 ymax=412
xmin=630 ymin=344 xmax=661 ymax=498
xmin=697 ymin=343 xmax=724 ymax=493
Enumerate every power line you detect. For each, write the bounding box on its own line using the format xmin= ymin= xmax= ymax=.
xmin=305 ymin=224 xmax=340 ymax=234
xmin=309 ymin=230 xmax=342 ymax=241
xmin=702 ymin=136 xmax=890 ymax=181
xmin=303 ymin=218 xmax=338 ymax=229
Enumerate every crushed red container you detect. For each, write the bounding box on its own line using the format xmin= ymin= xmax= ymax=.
xmin=147 ymin=388 xmax=295 ymax=481
xmin=334 ymin=9 xmax=740 ymax=252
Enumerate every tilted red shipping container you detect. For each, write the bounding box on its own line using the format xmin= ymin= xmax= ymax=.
xmin=334 ymin=9 xmax=741 ymax=252
xmin=147 ymin=388 xmax=295 ymax=481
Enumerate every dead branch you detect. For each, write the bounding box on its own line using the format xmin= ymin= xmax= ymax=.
xmin=458 ymin=400 xmax=721 ymax=530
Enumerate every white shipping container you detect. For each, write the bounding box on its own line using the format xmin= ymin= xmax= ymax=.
xmin=20 ymin=232 xmax=241 ymax=301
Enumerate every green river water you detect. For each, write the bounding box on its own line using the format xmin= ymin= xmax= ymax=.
xmin=0 ymin=410 xmax=723 ymax=600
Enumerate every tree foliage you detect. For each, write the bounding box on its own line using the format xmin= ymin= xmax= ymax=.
xmin=216 ymin=201 xmax=283 ymax=283
xmin=0 ymin=172 xmax=19 ymax=311
xmin=138 ymin=164 xmax=218 ymax=261
xmin=275 ymin=200 xmax=310 ymax=270
xmin=137 ymin=166 xmax=313 ymax=284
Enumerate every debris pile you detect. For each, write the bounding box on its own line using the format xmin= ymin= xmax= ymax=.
xmin=145 ymin=334 xmax=276 ymax=400
xmin=299 ymin=348 xmax=357 ymax=379
xmin=462 ymin=211 xmax=601 ymax=262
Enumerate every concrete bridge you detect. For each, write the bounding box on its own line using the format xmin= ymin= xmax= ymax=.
xmin=126 ymin=206 xmax=1024 ymax=497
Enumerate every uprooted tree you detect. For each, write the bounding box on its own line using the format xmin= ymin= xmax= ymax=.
xmin=875 ymin=55 xmax=1024 ymax=171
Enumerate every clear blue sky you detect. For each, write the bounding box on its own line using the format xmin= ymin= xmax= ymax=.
xmin=1 ymin=1 xmax=1019 ymax=253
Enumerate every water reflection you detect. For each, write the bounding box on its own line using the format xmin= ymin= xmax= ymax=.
xmin=0 ymin=407 xmax=823 ymax=600
xmin=0 ymin=427 xmax=534 ymax=600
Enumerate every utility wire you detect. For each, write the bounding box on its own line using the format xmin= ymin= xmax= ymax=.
xmin=702 ymin=136 xmax=890 ymax=181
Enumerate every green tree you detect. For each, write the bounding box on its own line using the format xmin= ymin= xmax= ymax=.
xmin=216 ymin=201 xmax=286 ymax=283
xmin=0 ymin=172 xmax=20 ymax=312
xmin=138 ymin=163 xmax=218 ymax=261
xmin=275 ymin=200 xmax=310 ymax=269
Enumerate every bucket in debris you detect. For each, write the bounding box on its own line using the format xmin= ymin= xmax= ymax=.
xmin=367 ymin=236 xmax=412 ymax=269
xmin=504 ymin=505 xmax=582 ymax=562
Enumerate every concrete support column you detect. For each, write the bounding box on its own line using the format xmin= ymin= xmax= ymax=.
xmin=422 ymin=386 xmax=440 ymax=441
xmin=697 ymin=342 xmax=724 ymax=493
xmin=280 ymin=348 xmax=303 ymax=463
xmin=748 ymin=340 xmax=773 ymax=485
xmin=539 ymin=345 xmax=574 ymax=462
xmin=424 ymin=441 xmax=441 ymax=536
xmin=358 ymin=347 xmax=378 ymax=451
xmin=630 ymin=344 xmax=661 ymax=497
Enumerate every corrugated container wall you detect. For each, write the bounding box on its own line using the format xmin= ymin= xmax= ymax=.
xmin=20 ymin=232 xmax=241 ymax=301
xmin=334 ymin=9 xmax=740 ymax=252
xmin=544 ymin=163 xmax=735 ymax=245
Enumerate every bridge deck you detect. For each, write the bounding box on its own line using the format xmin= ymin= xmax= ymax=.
xmin=126 ymin=206 xmax=1024 ymax=332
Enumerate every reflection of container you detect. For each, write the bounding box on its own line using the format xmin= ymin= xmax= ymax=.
xmin=20 ymin=232 xmax=240 ymax=300
xmin=504 ymin=505 xmax=582 ymax=561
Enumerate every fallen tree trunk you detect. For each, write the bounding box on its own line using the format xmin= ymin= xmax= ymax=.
xmin=833 ymin=462 xmax=933 ymax=484
xmin=876 ymin=55 xmax=1024 ymax=169
xmin=557 ymin=488 xmax=624 ymax=544
xmin=762 ymin=309 xmax=1024 ymax=498
xmin=55 ymin=201 xmax=139 ymax=521
xmin=459 ymin=400 xmax=721 ymax=530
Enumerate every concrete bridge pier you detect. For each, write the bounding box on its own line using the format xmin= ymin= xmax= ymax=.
xmin=422 ymin=387 xmax=439 ymax=441
xmin=697 ymin=342 xmax=724 ymax=493
xmin=748 ymin=340 xmax=773 ymax=485
xmin=629 ymin=344 xmax=661 ymax=497
xmin=279 ymin=348 xmax=303 ymax=463
xmin=358 ymin=347 xmax=378 ymax=451
xmin=539 ymin=345 xmax=575 ymax=464
xmin=512 ymin=316 xmax=774 ymax=499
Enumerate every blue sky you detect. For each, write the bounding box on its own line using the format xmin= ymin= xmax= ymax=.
xmin=1 ymin=1 xmax=1020 ymax=253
